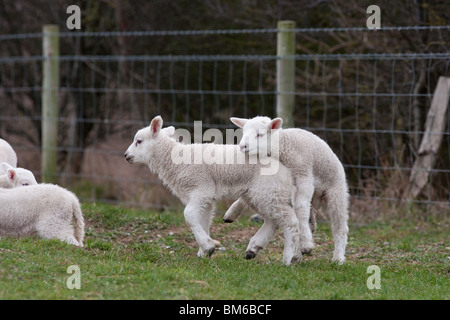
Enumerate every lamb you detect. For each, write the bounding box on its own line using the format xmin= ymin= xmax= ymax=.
xmin=0 ymin=162 xmax=38 ymax=188
xmin=0 ymin=183 xmax=85 ymax=246
xmin=124 ymin=116 xmax=302 ymax=265
xmin=0 ymin=138 xmax=18 ymax=170
xmin=225 ymin=116 xmax=349 ymax=264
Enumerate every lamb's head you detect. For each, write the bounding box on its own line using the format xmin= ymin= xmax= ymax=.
xmin=1 ymin=162 xmax=38 ymax=187
xmin=230 ymin=116 xmax=282 ymax=157
xmin=124 ymin=116 xmax=173 ymax=164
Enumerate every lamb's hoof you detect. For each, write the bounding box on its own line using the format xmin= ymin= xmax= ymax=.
xmin=245 ymin=251 xmax=256 ymax=260
xmin=291 ymin=255 xmax=302 ymax=264
xmin=250 ymin=214 xmax=264 ymax=223
xmin=332 ymin=256 xmax=345 ymax=265
xmin=284 ymin=257 xmax=301 ymax=266
xmin=223 ymin=219 xmax=234 ymax=223
xmin=206 ymin=247 xmax=215 ymax=257
xmin=300 ymin=242 xmax=315 ymax=255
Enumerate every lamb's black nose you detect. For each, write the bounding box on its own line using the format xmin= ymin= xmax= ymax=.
xmin=124 ymin=152 xmax=134 ymax=163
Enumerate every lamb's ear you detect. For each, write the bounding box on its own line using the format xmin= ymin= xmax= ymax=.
xmin=230 ymin=117 xmax=248 ymax=128
xmin=149 ymin=116 xmax=163 ymax=137
xmin=1 ymin=162 xmax=13 ymax=174
xmin=269 ymin=117 xmax=283 ymax=130
xmin=164 ymin=126 xmax=175 ymax=137
xmin=7 ymin=168 xmax=16 ymax=182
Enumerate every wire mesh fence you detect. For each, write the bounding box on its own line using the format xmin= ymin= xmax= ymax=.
xmin=0 ymin=25 xmax=449 ymax=218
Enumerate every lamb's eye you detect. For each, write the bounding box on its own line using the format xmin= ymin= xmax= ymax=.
xmin=23 ymin=183 xmax=29 ymax=186
xmin=256 ymin=133 xmax=264 ymax=138
xmin=136 ymin=139 xmax=143 ymax=146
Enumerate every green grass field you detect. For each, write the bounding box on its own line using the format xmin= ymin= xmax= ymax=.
xmin=0 ymin=202 xmax=448 ymax=300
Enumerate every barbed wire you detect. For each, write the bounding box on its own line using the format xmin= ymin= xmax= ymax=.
xmin=1 ymin=25 xmax=449 ymax=41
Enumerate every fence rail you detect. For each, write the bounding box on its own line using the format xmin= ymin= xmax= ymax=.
xmin=0 ymin=24 xmax=449 ymax=218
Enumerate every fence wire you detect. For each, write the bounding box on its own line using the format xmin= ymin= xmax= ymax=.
xmin=0 ymin=25 xmax=449 ymax=217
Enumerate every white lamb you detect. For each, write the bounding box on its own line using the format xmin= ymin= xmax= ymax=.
xmin=0 ymin=138 xmax=18 ymax=171
xmin=0 ymin=183 xmax=85 ymax=246
xmin=124 ymin=116 xmax=302 ymax=265
xmin=0 ymin=162 xmax=38 ymax=188
xmin=225 ymin=116 xmax=349 ymax=264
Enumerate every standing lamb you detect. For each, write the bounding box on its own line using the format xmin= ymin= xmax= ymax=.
xmin=225 ymin=116 xmax=349 ymax=264
xmin=0 ymin=138 xmax=18 ymax=170
xmin=124 ymin=116 xmax=302 ymax=265
xmin=0 ymin=184 xmax=85 ymax=246
xmin=0 ymin=162 xmax=38 ymax=188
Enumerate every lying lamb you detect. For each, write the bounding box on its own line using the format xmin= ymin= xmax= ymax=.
xmin=0 ymin=140 xmax=37 ymax=188
xmin=0 ymin=184 xmax=85 ymax=246
xmin=124 ymin=116 xmax=302 ymax=265
xmin=0 ymin=162 xmax=38 ymax=188
xmin=225 ymin=116 xmax=349 ymax=264
xmin=0 ymin=138 xmax=18 ymax=170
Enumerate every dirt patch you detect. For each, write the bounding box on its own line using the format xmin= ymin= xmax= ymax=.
xmin=84 ymin=211 xmax=285 ymax=255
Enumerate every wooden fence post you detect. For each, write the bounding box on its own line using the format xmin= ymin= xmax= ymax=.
xmin=404 ymin=76 xmax=450 ymax=200
xmin=41 ymin=25 xmax=60 ymax=183
xmin=276 ymin=20 xmax=296 ymax=128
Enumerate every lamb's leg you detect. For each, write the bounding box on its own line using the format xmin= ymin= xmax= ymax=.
xmin=309 ymin=192 xmax=320 ymax=235
xmin=223 ymin=197 xmax=247 ymax=223
xmin=293 ymin=177 xmax=316 ymax=255
xmin=47 ymin=231 xmax=80 ymax=246
xmin=39 ymin=229 xmax=80 ymax=246
xmin=245 ymin=218 xmax=277 ymax=259
xmin=277 ymin=207 xmax=302 ymax=266
xmin=197 ymin=202 xmax=221 ymax=251
xmin=184 ymin=200 xmax=217 ymax=257
xmin=62 ymin=235 xmax=81 ymax=246
xmin=36 ymin=217 xmax=81 ymax=246
xmin=309 ymin=207 xmax=317 ymax=235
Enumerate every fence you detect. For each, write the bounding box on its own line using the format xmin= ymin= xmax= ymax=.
xmin=0 ymin=24 xmax=449 ymax=218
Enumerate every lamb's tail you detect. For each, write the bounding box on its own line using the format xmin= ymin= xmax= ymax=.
xmin=72 ymin=200 xmax=85 ymax=247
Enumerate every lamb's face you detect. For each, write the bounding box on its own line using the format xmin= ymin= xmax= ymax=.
xmin=124 ymin=116 xmax=169 ymax=165
xmin=1 ymin=162 xmax=38 ymax=187
xmin=12 ymin=168 xmax=38 ymax=187
xmin=232 ymin=116 xmax=282 ymax=157
xmin=124 ymin=127 xmax=151 ymax=165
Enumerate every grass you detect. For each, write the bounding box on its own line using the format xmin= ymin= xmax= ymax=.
xmin=0 ymin=202 xmax=448 ymax=300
